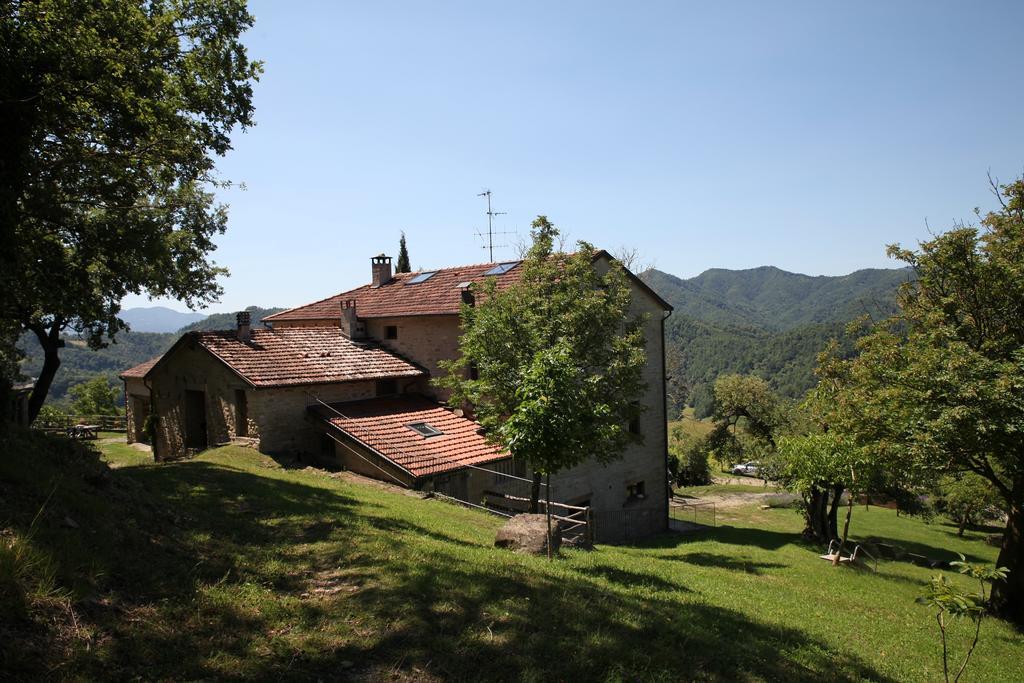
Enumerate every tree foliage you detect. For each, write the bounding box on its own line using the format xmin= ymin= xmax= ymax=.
xmin=816 ymin=176 xmax=1024 ymax=622
xmin=934 ymin=474 xmax=1004 ymax=537
xmin=772 ymin=431 xmax=866 ymax=543
xmin=0 ymin=0 xmax=262 ymax=421
xmin=68 ymin=377 xmax=119 ymax=416
xmin=437 ymin=216 xmax=648 ymax=511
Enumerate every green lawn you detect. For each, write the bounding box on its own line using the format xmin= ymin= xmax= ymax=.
xmin=2 ymin=432 xmax=1022 ymax=681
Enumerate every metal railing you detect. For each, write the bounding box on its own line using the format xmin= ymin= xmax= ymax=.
xmin=670 ymin=498 xmax=717 ymax=528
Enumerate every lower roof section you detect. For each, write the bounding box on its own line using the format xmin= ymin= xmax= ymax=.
xmin=311 ymin=394 xmax=509 ymax=479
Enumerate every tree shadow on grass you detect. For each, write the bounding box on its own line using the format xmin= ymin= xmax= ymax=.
xmin=666 ymin=551 xmax=787 ymax=575
xmin=853 ymin=532 xmax=990 ymax=565
xmin=571 ymin=564 xmax=695 ymax=593
xmin=30 ymin=458 xmax=898 ymax=682
xmin=273 ymin=552 xmax=895 ymax=682
xmin=637 ymin=525 xmax=806 ymax=552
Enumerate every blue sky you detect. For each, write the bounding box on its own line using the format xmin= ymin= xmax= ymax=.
xmin=125 ymin=1 xmax=1024 ymax=313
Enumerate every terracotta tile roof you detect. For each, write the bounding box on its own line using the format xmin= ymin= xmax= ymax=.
xmin=122 ymin=327 xmax=425 ymax=388
xmin=196 ymin=327 xmax=425 ymax=387
xmin=263 ymin=260 xmax=523 ymax=322
xmin=318 ymin=394 xmax=509 ymax=478
xmin=119 ymin=356 xmax=161 ymax=379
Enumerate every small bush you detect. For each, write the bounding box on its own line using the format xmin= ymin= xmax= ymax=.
xmin=673 ymin=443 xmax=711 ymax=487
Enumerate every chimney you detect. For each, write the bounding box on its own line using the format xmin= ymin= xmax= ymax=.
xmin=236 ymin=311 xmax=251 ymax=342
xmin=371 ymin=254 xmax=392 ymax=288
xmin=460 ymin=285 xmax=475 ymax=307
xmin=340 ymin=300 xmax=367 ymax=340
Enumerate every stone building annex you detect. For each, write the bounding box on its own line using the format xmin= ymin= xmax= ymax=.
xmin=120 ymin=252 xmax=673 ymax=542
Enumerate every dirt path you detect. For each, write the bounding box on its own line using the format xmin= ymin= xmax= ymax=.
xmin=674 ymin=491 xmax=796 ymax=509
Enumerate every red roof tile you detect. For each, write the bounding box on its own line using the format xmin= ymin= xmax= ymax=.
xmin=119 ymin=356 xmax=161 ymax=379
xmin=196 ymin=327 xmax=425 ymax=387
xmin=264 ymin=260 xmax=522 ymax=322
xmin=319 ymin=394 xmax=509 ymax=477
xmin=123 ymin=327 xmax=425 ymax=388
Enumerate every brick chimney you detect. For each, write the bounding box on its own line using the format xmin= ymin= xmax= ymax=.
xmin=340 ymin=300 xmax=367 ymax=340
xmin=236 ymin=311 xmax=251 ymax=342
xmin=371 ymin=254 xmax=392 ymax=288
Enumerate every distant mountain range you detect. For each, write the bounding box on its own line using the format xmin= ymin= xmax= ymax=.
xmin=119 ymin=306 xmax=207 ymax=333
xmin=640 ymin=265 xmax=913 ymax=417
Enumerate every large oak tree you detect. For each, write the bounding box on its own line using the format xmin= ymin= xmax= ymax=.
xmin=0 ymin=0 xmax=261 ymax=420
xmin=817 ymin=176 xmax=1024 ymax=622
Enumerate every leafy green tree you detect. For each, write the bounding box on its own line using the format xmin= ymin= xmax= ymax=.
xmin=935 ymin=474 xmax=1004 ymax=537
xmin=396 ymin=232 xmax=411 ymax=273
xmin=0 ymin=0 xmax=262 ymax=422
xmin=437 ymin=217 xmax=647 ymax=519
xmin=710 ymin=374 xmax=782 ymax=447
xmin=69 ymin=377 xmax=119 ymax=416
xmin=772 ymin=432 xmax=862 ymax=544
xmin=698 ymin=374 xmax=785 ymax=472
xmin=817 ymin=176 xmax=1024 ymax=622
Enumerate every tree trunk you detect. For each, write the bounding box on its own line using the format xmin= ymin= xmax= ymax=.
xmin=803 ymin=487 xmax=832 ymax=544
xmin=529 ymin=470 xmax=542 ymax=513
xmin=828 ymin=484 xmax=844 ymax=540
xmin=990 ymin=496 xmax=1023 ymax=625
xmin=545 ymin=472 xmax=553 ymax=560
xmin=834 ymin=472 xmax=855 ymax=567
xmin=26 ymin=323 xmax=64 ymax=423
xmin=957 ymin=516 xmax=967 ymax=537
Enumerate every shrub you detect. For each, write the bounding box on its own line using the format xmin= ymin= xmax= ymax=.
xmin=673 ymin=442 xmax=712 ymax=487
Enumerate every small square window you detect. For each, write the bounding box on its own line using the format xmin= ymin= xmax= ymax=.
xmin=376 ymin=379 xmax=397 ymax=396
xmin=628 ymin=415 xmax=641 ymax=435
xmin=407 ymin=422 xmax=443 ymax=438
xmin=627 ymin=481 xmax=646 ymax=500
xmin=385 ymin=325 xmax=398 ymax=340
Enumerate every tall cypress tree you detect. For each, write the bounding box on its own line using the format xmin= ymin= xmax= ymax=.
xmin=396 ymin=232 xmax=411 ymax=273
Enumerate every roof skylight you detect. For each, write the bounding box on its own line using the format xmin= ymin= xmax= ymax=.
xmin=406 ymin=271 xmax=437 ymax=284
xmin=484 ymin=261 xmax=520 ymax=276
xmin=407 ymin=422 xmax=443 ymax=438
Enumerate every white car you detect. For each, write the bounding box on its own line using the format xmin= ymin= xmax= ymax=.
xmin=731 ymin=462 xmax=760 ymax=476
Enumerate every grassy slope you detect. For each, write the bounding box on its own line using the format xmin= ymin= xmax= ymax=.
xmin=2 ymin=435 xmax=1022 ymax=681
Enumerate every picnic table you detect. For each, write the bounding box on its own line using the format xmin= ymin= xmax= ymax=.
xmin=67 ymin=424 xmax=99 ymax=440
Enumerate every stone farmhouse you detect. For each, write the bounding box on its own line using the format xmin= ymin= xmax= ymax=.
xmin=120 ymin=252 xmax=673 ymax=541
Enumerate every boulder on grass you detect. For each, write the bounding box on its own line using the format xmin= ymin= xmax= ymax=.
xmin=494 ymin=513 xmax=561 ymax=555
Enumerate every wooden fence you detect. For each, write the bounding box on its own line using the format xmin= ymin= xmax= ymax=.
xmin=35 ymin=414 xmax=127 ymax=433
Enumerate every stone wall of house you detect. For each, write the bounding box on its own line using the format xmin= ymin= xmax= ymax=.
xmin=364 ymin=315 xmax=463 ymax=401
xmin=325 ymin=433 xmax=416 ymax=487
xmin=545 ymin=255 xmax=670 ymax=542
xmin=123 ymin=377 xmax=150 ymax=444
xmin=145 ymin=341 xmax=250 ymax=460
xmin=249 ymin=381 xmax=380 ymax=455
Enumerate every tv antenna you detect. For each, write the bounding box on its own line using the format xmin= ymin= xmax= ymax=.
xmin=475 ymin=190 xmax=514 ymax=262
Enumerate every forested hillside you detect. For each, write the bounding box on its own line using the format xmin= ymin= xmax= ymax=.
xmin=642 ymin=266 xmax=911 ymax=417
xmin=18 ymin=306 xmax=282 ymax=407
